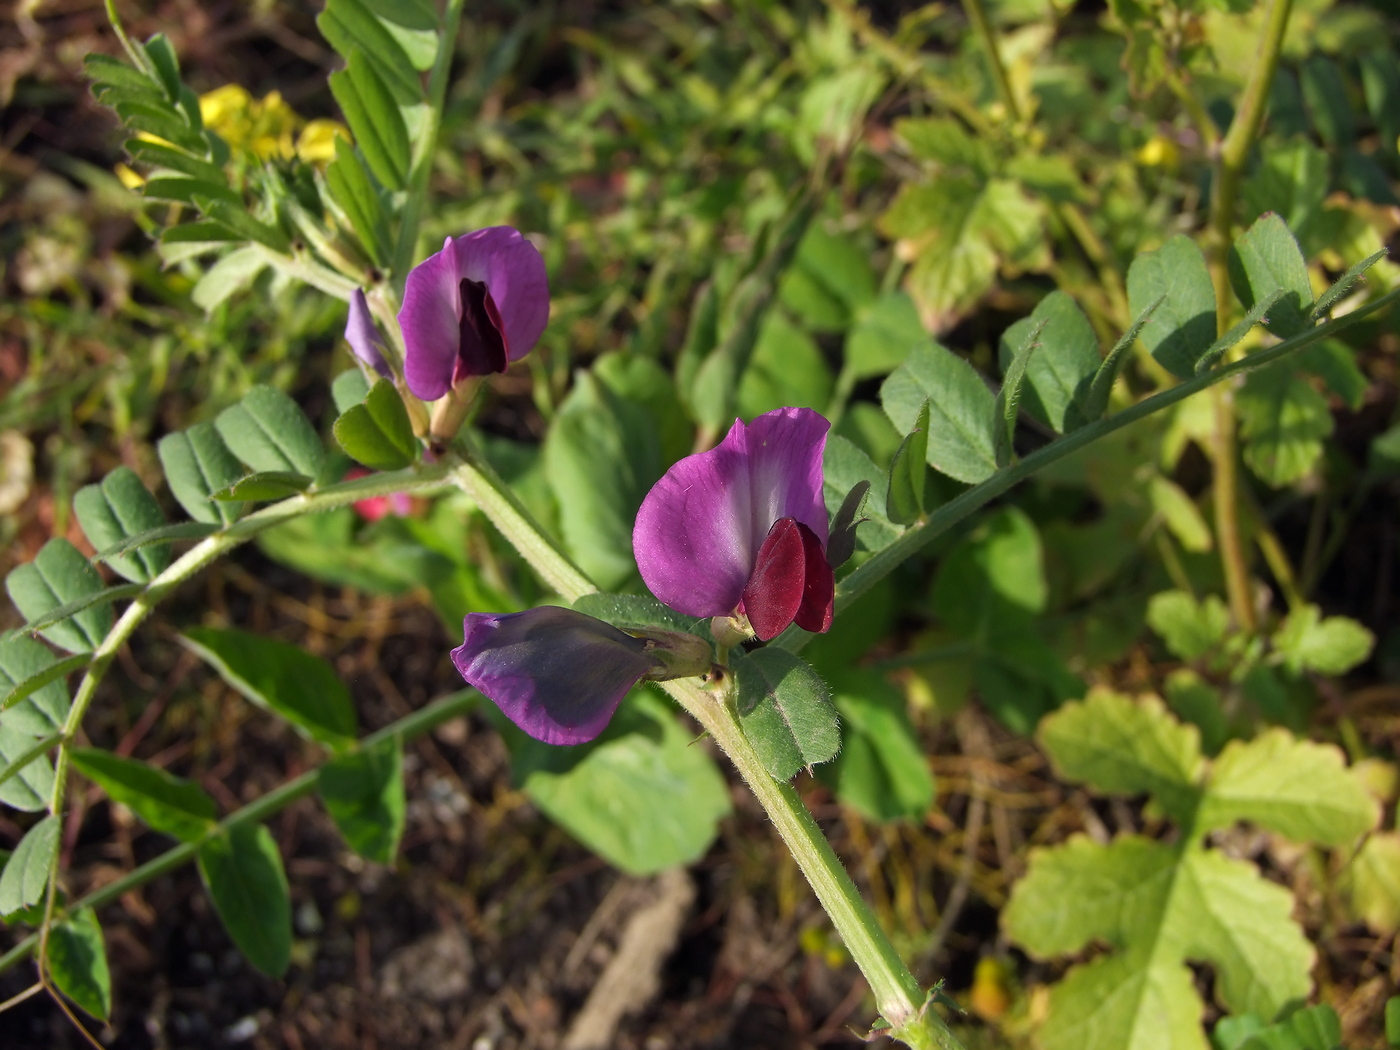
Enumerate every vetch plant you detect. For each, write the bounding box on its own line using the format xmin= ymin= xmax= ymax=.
xmin=2 ymin=1 xmax=1398 ymax=1047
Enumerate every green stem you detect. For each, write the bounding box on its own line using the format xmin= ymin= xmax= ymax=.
xmin=773 ymin=288 xmax=1400 ymax=652
xmin=445 ymin=445 xmax=595 ymax=602
xmin=391 ymin=0 xmax=465 ymax=292
xmin=661 ymin=678 xmax=960 ymax=1048
xmin=1205 ymin=0 xmax=1294 ymax=634
xmin=0 ymin=690 xmax=476 ymax=978
xmin=960 ymin=0 xmax=1021 ymax=124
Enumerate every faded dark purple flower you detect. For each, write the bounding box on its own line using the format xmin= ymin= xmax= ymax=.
xmin=398 ymin=227 xmax=549 ymax=402
xmin=345 ymin=288 xmax=391 ymax=379
xmin=633 ymin=407 xmax=834 ymax=641
xmin=451 ymin=606 xmax=660 ymax=745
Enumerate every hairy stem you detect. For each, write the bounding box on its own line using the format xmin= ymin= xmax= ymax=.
xmin=1206 ymin=0 xmax=1294 ymax=634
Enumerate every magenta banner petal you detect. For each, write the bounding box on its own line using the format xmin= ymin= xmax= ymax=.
xmin=399 ymin=227 xmax=550 ymax=401
xmin=451 ymin=607 xmax=658 ymax=745
xmin=345 ymin=289 xmax=391 ymax=378
xmin=634 ymin=407 xmax=830 ymax=619
xmin=400 ymin=237 xmax=464 ymax=401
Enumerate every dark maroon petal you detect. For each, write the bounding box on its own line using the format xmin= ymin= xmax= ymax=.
xmin=450 ymin=606 xmax=658 ymax=745
xmin=345 ymin=289 xmax=391 ymax=378
xmin=452 ymin=227 xmax=549 ymax=365
xmin=793 ymin=521 xmax=833 ymax=634
xmin=741 ymin=517 xmax=808 ymax=641
xmin=453 ymin=278 xmax=508 ymax=379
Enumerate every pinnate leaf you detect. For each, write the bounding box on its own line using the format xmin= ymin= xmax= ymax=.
xmin=182 ymin=627 xmax=357 ymax=748
xmin=0 ymin=814 xmax=60 ymax=918
xmin=6 ymin=539 xmax=111 ymax=654
xmin=74 ymin=466 xmax=169 ymax=584
xmin=1228 ymin=213 xmax=1314 ymax=339
xmin=70 ymin=748 xmax=217 ymax=842
xmin=158 ymin=422 xmax=245 ymax=525
xmin=197 ymin=823 xmax=291 ymax=977
xmin=998 ymin=290 xmax=1098 ymax=433
xmin=215 ymin=384 xmax=326 ymax=479
xmin=48 ymin=908 xmax=112 ymax=1020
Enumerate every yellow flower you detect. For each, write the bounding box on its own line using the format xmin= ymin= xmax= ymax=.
xmin=114 ymin=162 xmax=145 ymax=189
xmin=199 ymin=83 xmax=255 ymax=134
xmin=296 ymin=119 xmax=351 ymax=165
xmin=1136 ymin=134 xmax=1180 ymax=171
xmin=198 ymin=84 xmax=308 ymax=161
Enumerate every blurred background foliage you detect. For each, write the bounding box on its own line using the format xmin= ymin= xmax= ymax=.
xmin=2 ymin=0 xmax=1399 ymax=1045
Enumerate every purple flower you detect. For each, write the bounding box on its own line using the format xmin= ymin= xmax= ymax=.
xmin=452 ymin=606 xmax=662 ymax=745
xmin=345 ymin=289 xmax=391 ymax=379
xmin=633 ymin=407 xmax=834 ymax=641
xmin=398 ymin=227 xmax=549 ymax=401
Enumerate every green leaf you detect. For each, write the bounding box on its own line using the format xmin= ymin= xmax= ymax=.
xmin=73 ymin=466 xmax=168 ymax=584
xmin=6 ymin=539 xmax=112 ymax=653
xmin=881 ymin=175 xmax=1045 ymax=329
xmin=212 ymin=470 xmax=314 ymax=502
xmin=1005 ymin=835 xmax=1315 ymax=1050
xmin=328 ymin=51 xmax=411 ymax=190
xmin=1146 ymin=590 xmax=1230 ymax=661
xmin=1272 ymin=604 xmax=1374 ymax=675
xmin=325 ymin=137 xmax=390 ymax=266
xmin=114 ymin=101 xmax=205 ymax=153
xmin=731 ymin=648 xmax=841 ymax=781
xmin=197 ymin=822 xmax=291 ymax=977
xmin=84 ymin=52 xmax=159 ymax=94
xmin=993 ymin=318 xmax=1043 ymax=468
xmin=1237 ymin=367 xmax=1332 ymax=488
xmin=1198 ymin=729 xmax=1379 ymax=844
xmin=215 ymin=384 xmax=326 ymax=479
xmin=1348 ymin=831 xmax=1400 ymax=934
xmin=543 ymin=372 xmax=660 ymax=591
xmin=0 ymin=815 xmax=60 ymax=917
xmin=520 ymin=690 xmax=731 ymax=876
xmin=158 ymin=422 xmax=246 ymax=525
xmin=1193 ymin=288 xmax=1285 ymax=374
xmin=736 ymin=311 xmax=834 ymax=420
xmin=191 ymin=245 xmax=268 ymax=311
xmin=1163 ymin=669 xmax=1230 ymax=756
xmin=1126 ymin=235 xmax=1216 ymax=378
xmin=1300 ymin=54 xmax=1354 ymax=148
xmin=195 ymin=200 xmax=290 ymax=254
xmin=331 ymin=368 xmax=372 ymax=414
xmin=843 ymin=292 xmax=926 ymax=381
xmin=333 ymin=379 xmax=418 ymax=471
xmin=1037 ymin=690 xmax=1203 ymax=823
xmin=572 ymin=593 xmax=699 ymax=635
xmin=70 ymin=748 xmax=217 ymax=842
xmin=95 ymin=521 xmax=219 ymax=564
xmin=48 ymin=906 xmax=112 ymax=1020
xmin=18 ymin=584 xmax=142 ymax=639
xmin=1241 ymin=141 xmax=1329 ymax=243
xmin=143 ymin=176 xmax=242 ymax=207
xmin=0 ymin=724 xmax=56 ymax=811
xmin=318 ymin=737 xmax=405 ymax=864
xmin=1080 ymin=295 xmax=1162 ymax=423
xmin=0 ymin=634 xmax=72 ymax=734
xmin=157 ymin=223 xmax=240 ymax=268
xmin=778 ymin=224 xmax=877 ymax=331
xmin=822 ymin=672 xmax=933 ymax=822
xmin=886 ymin=399 xmax=929 ymax=525
xmin=823 ymin=437 xmax=900 ymax=554
xmin=1234 ymin=1005 xmax=1342 ymax=1050
xmin=125 ymin=138 xmax=225 ymax=181
xmin=998 ymin=291 xmax=1098 ymax=433
xmin=1148 ymin=476 xmax=1212 ymax=553
xmin=182 ymin=626 xmax=357 ymax=748
xmin=1228 ymin=214 xmax=1314 ymax=339
xmin=1296 ymin=340 xmax=1367 ymax=410
xmin=142 ymin=33 xmax=182 ymax=101
xmin=932 ymin=507 xmax=1047 ymax=634
xmin=881 ymin=341 xmax=998 ymax=483
xmin=317 ymin=0 xmax=424 ymax=105
xmin=1005 ymin=835 xmax=1177 ymax=958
